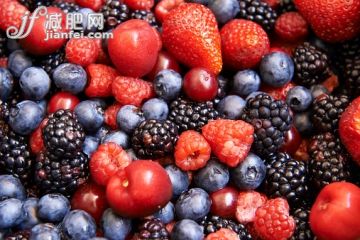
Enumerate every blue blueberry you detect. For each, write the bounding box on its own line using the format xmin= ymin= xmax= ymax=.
xmin=117 ymin=105 xmax=145 ymax=133
xmin=294 ymin=112 xmax=313 ymax=136
xmin=0 ymin=68 xmax=13 ymax=101
xmin=37 ymin=99 xmax=47 ymax=115
xmin=101 ymin=208 xmax=132 ymax=240
xmin=18 ymin=198 xmax=40 ymax=230
xmin=286 ymin=86 xmax=313 ymax=112
xmin=246 ymin=91 xmax=266 ymax=101
xmin=19 ymin=67 xmax=51 ymax=100
xmin=153 ymin=202 xmax=175 ymax=224
xmin=142 ymin=98 xmax=169 ymax=120
xmin=0 ymin=175 xmax=26 ymax=201
xmin=9 ymin=100 xmax=43 ymax=135
xmin=217 ymin=95 xmax=246 ymax=119
xmin=233 ymin=70 xmax=261 ymax=97
xmin=102 ymin=131 xmax=130 ymax=149
xmin=126 ymin=148 xmax=138 ymax=160
xmin=154 ymin=69 xmax=182 ymax=101
xmin=30 ymin=224 xmax=61 ymax=240
xmin=165 ymin=165 xmax=190 ymax=199
xmin=79 ymin=8 xmax=96 ymax=32
xmin=61 ymin=210 xmax=96 ymax=240
xmin=90 ymin=98 xmax=107 ymax=109
xmin=0 ymin=198 xmax=24 ymax=229
xmin=310 ymin=84 xmax=329 ymax=99
xmin=93 ymin=126 xmax=111 ymax=141
xmin=8 ymin=50 xmax=32 ymax=78
xmin=74 ymin=100 xmax=104 ymax=132
xmin=175 ymin=188 xmax=211 ymax=221
xmin=208 ymin=0 xmax=239 ymax=25
xmin=171 ymin=219 xmax=204 ymax=240
xmin=259 ymin=52 xmax=294 ymax=87
xmin=194 ymin=159 xmax=229 ymax=193
xmin=83 ymin=136 xmax=100 ymax=158
xmin=230 ymin=153 xmax=266 ymax=190
xmin=37 ymin=194 xmax=70 ymax=223
xmin=90 ymin=238 xmax=108 ymax=240
xmin=53 ymin=63 xmax=87 ymax=94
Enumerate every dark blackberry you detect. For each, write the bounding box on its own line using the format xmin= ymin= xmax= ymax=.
xmin=52 ymin=1 xmax=80 ymax=13
xmin=343 ymin=58 xmax=360 ymax=99
xmin=0 ymin=31 xmax=8 ymax=58
xmin=5 ymin=230 xmax=30 ymax=240
xmin=168 ymin=98 xmax=221 ymax=133
xmin=293 ymin=42 xmax=330 ymax=87
xmin=132 ymin=119 xmax=178 ymax=158
xmin=101 ymin=0 xmax=130 ymax=29
xmin=311 ymin=94 xmax=349 ymax=132
xmin=37 ymin=48 xmax=66 ymax=75
xmin=34 ymin=151 xmax=89 ymax=197
xmin=200 ymin=216 xmax=252 ymax=240
xmin=214 ymin=75 xmax=229 ymax=105
xmin=19 ymin=0 xmax=53 ymax=11
xmin=0 ymin=100 xmax=10 ymax=121
xmin=42 ymin=109 xmax=85 ymax=158
xmin=308 ymin=132 xmax=351 ymax=189
xmin=290 ymin=204 xmax=314 ymax=240
xmin=278 ymin=0 xmax=296 ymax=14
xmin=137 ymin=218 xmax=170 ymax=240
xmin=336 ymin=37 xmax=360 ymax=71
xmin=237 ymin=0 xmax=277 ymax=32
xmin=241 ymin=93 xmax=292 ymax=156
xmin=0 ymin=120 xmax=9 ymax=139
xmin=131 ymin=10 xmax=159 ymax=29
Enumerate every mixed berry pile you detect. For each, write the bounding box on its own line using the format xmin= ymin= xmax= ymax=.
xmin=0 ymin=0 xmax=360 ymax=239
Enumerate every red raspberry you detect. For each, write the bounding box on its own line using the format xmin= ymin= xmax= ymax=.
xmin=104 ymin=103 xmax=122 ymax=130
xmin=0 ymin=0 xmax=29 ymax=31
xmin=202 ymin=119 xmax=254 ymax=167
xmin=175 ymin=130 xmax=211 ymax=171
xmin=123 ymin=0 xmax=154 ymax=10
xmin=29 ymin=118 xmax=48 ymax=154
xmin=254 ymin=198 xmax=295 ymax=240
xmin=275 ymin=12 xmax=309 ymax=42
xmin=0 ymin=57 xmax=8 ymax=68
xmin=94 ymin=38 xmax=111 ymax=65
xmin=205 ymin=228 xmax=240 ymax=240
xmin=236 ymin=191 xmax=267 ymax=224
xmin=65 ymin=38 xmax=99 ymax=67
xmin=85 ymin=64 xmax=118 ymax=98
xmin=112 ymin=76 xmax=155 ymax=107
xmin=90 ymin=143 xmax=132 ymax=186
xmin=261 ymin=82 xmax=295 ymax=101
xmin=75 ymin=0 xmax=104 ymax=11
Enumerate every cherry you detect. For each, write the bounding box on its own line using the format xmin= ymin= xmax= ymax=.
xmin=279 ymin=126 xmax=302 ymax=155
xmin=147 ymin=51 xmax=180 ymax=81
xmin=47 ymin=91 xmax=80 ymax=113
xmin=210 ymin=187 xmax=238 ymax=219
xmin=183 ymin=68 xmax=218 ymax=102
xmin=29 ymin=118 xmax=48 ymax=154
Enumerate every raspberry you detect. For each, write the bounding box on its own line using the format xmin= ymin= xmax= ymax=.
xmin=205 ymin=228 xmax=240 ymax=240
xmin=261 ymin=82 xmax=295 ymax=101
xmin=202 ymin=119 xmax=254 ymax=167
xmin=75 ymin=0 xmax=104 ymax=11
xmin=112 ymin=76 xmax=155 ymax=107
xmin=0 ymin=57 xmax=7 ymax=68
xmin=275 ymin=12 xmax=309 ymax=42
xmin=104 ymin=103 xmax=122 ymax=130
xmin=254 ymin=198 xmax=295 ymax=240
xmin=175 ymin=130 xmax=211 ymax=171
xmin=29 ymin=118 xmax=48 ymax=154
xmin=94 ymin=38 xmax=111 ymax=65
xmin=0 ymin=0 xmax=29 ymax=31
xmin=90 ymin=142 xmax=132 ymax=186
xmin=235 ymin=191 xmax=267 ymax=224
xmin=85 ymin=64 xmax=118 ymax=98
xmin=65 ymin=38 xmax=99 ymax=67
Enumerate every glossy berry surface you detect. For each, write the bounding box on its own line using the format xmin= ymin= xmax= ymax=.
xmin=210 ymin=187 xmax=238 ymax=219
xmin=183 ymin=68 xmax=218 ymax=102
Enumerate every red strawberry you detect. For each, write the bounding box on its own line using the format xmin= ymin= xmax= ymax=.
xmin=202 ymin=119 xmax=254 ymax=167
xmin=104 ymin=103 xmax=122 ymax=130
xmin=221 ymin=19 xmax=270 ymax=71
xmin=162 ymin=3 xmax=222 ymax=75
xmin=205 ymin=228 xmax=240 ymax=240
xmin=66 ymin=38 xmax=99 ymax=67
xmin=0 ymin=0 xmax=29 ymax=31
xmin=275 ymin=12 xmax=308 ymax=42
xmin=236 ymin=191 xmax=267 ymax=224
xmin=294 ymin=0 xmax=360 ymax=42
xmin=155 ymin=0 xmax=184 ymax=23
xmin=85 ymin=64 xmax=118 ymax=98
xmin=75 ymin=0 xmax=104 ymax=11
xmin=123 ymin=0 xmax=154 ymax=10
xmin=112 ymin=76 xmax=155 ymax=107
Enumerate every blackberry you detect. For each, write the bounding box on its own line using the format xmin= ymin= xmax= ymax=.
xmin=343 ymin=58 xmax=360 ymax=99
xmin=131 ymin=10 xmax=159 ymax=29
xmin=241 ymin=93 xmax=292 ymax=156
xmin=290 ymin=205 xmax=314 ymax=240
xmin=263 ymin=152 xmax=308 ymax=206
xmin=214 ymin=75 xmax=229 ymax=105
xmin=52 ymin=1 xmax=80 ymax=13
xmin=34 ymin=151 xmax=89 ymax=197
xmin=132 ymin=119 xmax=178 ymax=158
xmin=293 ymin=42 xmax=330 ymax=87
xmin=0 ymin=100 xmax=10 ymax=121
xmin=0 ymin=120 xmax=9 ymax=139
xmin=101 ymin=0 xmax=130 ymax=29
xmin=19 ymin=0 xmax=53 ymax=11
xmin=168 ymin=98 xmax=221 ymax=133
xmin=311 ymin=94 xmax=349 ymax=132
xmin=201 ymin=216 xmax=252 ymax=240
xmin=308 ymin=132 xmax=351 ymax=189
xmin=237 ymin=0 xmax=277 ymax=32
xmin=42 ymin=109 xmax=85 ymax=158
xmin=336 ymin=37 xmax=360 ymax=71
xmin=278 ymin=0 xmax=296 ymax=14
xmin=0 ymin=31 xmax=8 ymax=58
xmin=37 ymin=49 xmax=66 ymax=75
xmin=5 ymin=230 xmax=30 ymax=240
xmin=137 ymin=218 xmax=170 ymax=240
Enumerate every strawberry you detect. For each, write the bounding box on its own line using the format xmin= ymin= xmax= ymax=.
xmin=221 ymin=19 xmax=270 ymax=71
xmin=85 ymin=64 xmax=118 ymax=98
xmin=275 ymin=12 xmax=308 ymax=43
xmin=205 ymin=228 xmax=240 ymax=240
xmin=123 ymin=0 xmax=154 ymax=10
xmin=202 ymin=119 xmax=254 ymax=167
xmin=155 ymin=0 xmax=184 ymax=23
xmin=235 ymin=191 xmax=267 ymax=224
xmin=75 ymin=0 xmax=104 ymax=11
xmin=104 ymin=103 xmax=122 ymax=130
xmin=0 ymin=0 xmax=29 ymax=32
xmin=294 ymin=0 xmax=360 ymax=42
xmin=162 ymin=3 xmax=222 ymax=75
xmin=66 ymin=38 xmax=99 ymax=67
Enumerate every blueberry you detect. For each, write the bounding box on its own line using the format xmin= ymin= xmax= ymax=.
xmin=126 ymin=148 xmax=138 ymax=160
xmin=175 ymin=188 xmax=211 ymax=221
xmin=74 ymin=100 xmax=104 ymax=132
xmin=0 ymin=198 xmax=24 ymax=229
xmin=101 ymin=208 xmax=132 ymax=240
xmin=0 ymin=68 xmax=13 ymax=101
xmin=186 ymin=0 xmax=209 ymax=5
xmin=93 ymin=126 xmax=111 ymax=141
xmin=79 ymin=8 xmax=96 ymax=32
xmin=18 ymin=198 xmax=40 ymax=230
xmin=0 ymin=175 xmax=26 ymax=201
xmin=208 ymin=0 xmax=239 ymax=25
xmin=259 ymin=52 xmax=294 ymax=87
xmin=102 ymin=131 xmax=130 ymax=149
xmin=154 ymin=69 xmax=182 ymax=101
xmin=142 ymin=98 xmax=169 ymax=120
xmin=294 ymin=112 xmax=313 ymax=136
xmin=19 ymin=67 xmax=51 ymax=100
xmin=153 ymin=201 xmax=175 ymax=224
xmin=246 ymin=91 xmax=266 ymax=101
xmin=310 ymin=84 xmax=329 ymax=99
xmin=37 ymin=99 xmax=47 ymax=115
xmin=230 ymin=153 xmax=266 ymax=190
xmin=217 ymin=95 xmax=246 ymax=119
xmin=30 ymin=223 xmax=61 ymax=240
xmin=194 ymin=159 xmax=229 ymax=192
xmin=37 ymin=194 xmax=70 ymax=223
xmin=8 ymin=50 xmax=32 ymax=78
xmin=171 ymin=219 xmax=204 ymax=240
xmin=233 ymin=70 xmax=261 ymax=97
xmin=53 ymin=63 xmax=87 ymax=94
xmin=83 ymin=136 xmax=100 ymax=158
xmin=117 ymin=105 xmax=145 ymax=133
xmin=165 ymin=165 xmax=190 ymax=199
xmin=286 ymin=86 xmax=313 ymax=112
xmin=9 ymin=100 xmax=43 ymax=135
xmin=61 ymin=210 xmax=97 ymax=240
xmin=90 ymin=238 xmax=108 ymax=240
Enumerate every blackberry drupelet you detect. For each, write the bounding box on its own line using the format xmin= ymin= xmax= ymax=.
xmin=336 ymin=37 xmax=360 ymax=70
xmin=308 ymin=132 xmax=351 ymax=189
xmin=19 ymin=0 xmax=53 ymax=11
xmin=311 ymin=94 xmax=349 ymax=132
xmin=42 ymin=109 xmax=85 ymax=158
xmin=264 ymin=152 xmax=308 ymax=206
xmin=131 ymin=10 xmax=159 ymax=29
xmin=201 ymin=216 xmax=252 ymax=240
xmin=214 ymin=75 xmax=229 ymax=105
xmin=237 ymin=0 xmax=278 ymax=32
xmin=343 ymin=58 xmax=360 ymax=99
xmin=52 ymin=1 xmax=80 ymax=13
xmin=5 ymin=230 xmax=30 ymax=240
xmin=101 ymin=0 xmax=130 ymax=29
xmin=168 ymin=97 xmax=221 ymax=133
xmin=0 ymin=120 xmax=9 ymax=139
xmin=37 ymin=49 xmax=66 ymax=75
xmin=137 ymin=218 xmax=170 ymax=240
xmin=293 ymin=42 xmax=330 ymax=87
xmin=132 ymin=119 xmax=178 ymax=158
xmin=278 ymin=0 xmax=296 ymax=14
xmin=290 ymin=205 xmax=314 ymax=240
xmin=0 ymin=100 xmax=9 ymax=121
xmin=0 ymin=31 xmax=8 ymax=58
